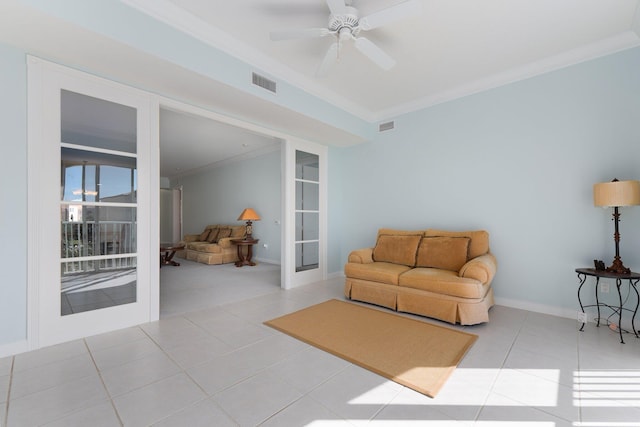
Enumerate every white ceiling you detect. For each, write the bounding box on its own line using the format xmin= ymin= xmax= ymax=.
xmin=2 ymin=0 xmax=639 ymax=177
xmin=159 ymin=108 xmax=281 ymax=178
xmin=126 ymin=0 xmax=640 ymax=120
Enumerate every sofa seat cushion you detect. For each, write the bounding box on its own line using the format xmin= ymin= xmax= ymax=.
xmin=398 ymin=268 xmax=486 ymax=299
xmin=345 ymin=262 xmax=412 ymax=285
xmin=187 ymin=242 xmax=222 ymax=253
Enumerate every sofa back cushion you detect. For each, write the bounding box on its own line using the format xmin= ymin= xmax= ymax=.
xmin=198 ymin=229 xmax=211 ymax=242
xmin=373 ymin=234 xmax=421 ymax=267
xmin=416 ymin=236 xmax=470 ymax=271
xmin=217 ymin=227 xmax=232 ymax=240
xmin=206 ymin=228 xmax=220 ymax=243
xmin=424 ymin=229 xmax=489 ymax=259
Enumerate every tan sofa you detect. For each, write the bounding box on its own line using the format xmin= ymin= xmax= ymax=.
xmin=344 ymin=228 xmax=497 ymax=325
xmin=178 ymin=224 xmax=247 ymax=265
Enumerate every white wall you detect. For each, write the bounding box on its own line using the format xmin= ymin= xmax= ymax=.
xmin=330 ymin=47 xmax=640 ymax=318
xmin=0 ymin=44 xmax=28 ymax=351
xmin=175 ymin=149 xmax=282 ymax=264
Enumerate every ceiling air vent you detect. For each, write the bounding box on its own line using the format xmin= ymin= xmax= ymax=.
xmin=252 ymin=72 xmax=277 ymax=93
xmin=379 ymin=121 xmax=395 ymax=132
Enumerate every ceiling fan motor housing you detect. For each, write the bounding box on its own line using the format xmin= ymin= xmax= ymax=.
xmin=329 ymin=6 xmax=361 ymax=37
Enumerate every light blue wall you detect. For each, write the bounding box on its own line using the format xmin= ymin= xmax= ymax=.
xmin=330 ymin=47 xmax=640 ymax=314
xmin=0 ymin=44 xmax=27 ymax=346
xmin=174 ymin=150 xmax=282 ymax=264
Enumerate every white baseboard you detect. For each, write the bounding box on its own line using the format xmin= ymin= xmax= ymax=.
xmin=494 ymin=296 xmax=638 ymax=331
xmin=494 ymin=296 xmax=578 ymax=320
xmin=328 ymin=271 xmax=345 ymax=280
xmin=254 ymin=257 xmax=280 ymax=265
xmin=0 ymin=339 xmax=29 ymax=358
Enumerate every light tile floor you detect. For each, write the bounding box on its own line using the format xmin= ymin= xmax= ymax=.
xmin=2 ymin=259 xmax=640 ymax=426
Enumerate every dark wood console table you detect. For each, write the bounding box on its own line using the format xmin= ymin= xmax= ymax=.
xmin=232 ymin=238 xmax=259 ymax=267
xmin=160 ymin=243 xmax=185 ymax=267
xmin=575 ymin=268 xmax=640 ymax=343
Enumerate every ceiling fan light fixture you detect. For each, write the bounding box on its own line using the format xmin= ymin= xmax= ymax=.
xmin=270 ymin=0 xmax=422 ymax=76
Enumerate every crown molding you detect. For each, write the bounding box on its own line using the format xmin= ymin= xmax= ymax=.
xmin=373 ymin=31 xmax=640 ymax=122
xmin=121 ymin=0 xmax=376 ymax=122
xmin=122 ymin=1 xmax=640 ymax=126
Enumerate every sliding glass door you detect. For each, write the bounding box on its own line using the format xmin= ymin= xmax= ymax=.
xmin=28 ymin=58 xmax=158 ymax=348
xmin=283 ymin=140 xmax=326 ymax=288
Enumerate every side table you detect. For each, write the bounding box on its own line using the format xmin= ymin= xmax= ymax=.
xmin=231 ymin=238 xmax=259 ymax=267
xmin=160 ymin=243 xmax=185 ymax=267
xmin=575 ymin=268 xmax=640 ymax=343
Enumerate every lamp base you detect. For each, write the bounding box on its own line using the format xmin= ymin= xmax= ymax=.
xmin=606 ymin=257 xmax=631 ymax=275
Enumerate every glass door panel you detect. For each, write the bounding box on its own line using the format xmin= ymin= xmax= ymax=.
xmin=295 ymin=151 xmax=320 ymax=272
xmin=60 ymin=92 xmax=139 ymax=316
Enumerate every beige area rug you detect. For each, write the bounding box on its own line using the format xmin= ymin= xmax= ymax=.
xmin=264 ymin=299 xmax=477 ymax=398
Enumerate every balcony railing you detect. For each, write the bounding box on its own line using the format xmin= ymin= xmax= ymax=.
xmin=61 ymin=220 xmax=137 ymax=275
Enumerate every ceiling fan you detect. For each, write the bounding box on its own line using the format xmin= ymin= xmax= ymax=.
xmin=269 ymin=0 xmax=422 ymax=77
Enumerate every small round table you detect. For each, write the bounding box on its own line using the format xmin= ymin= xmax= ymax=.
xmin=575 ymin=268 xmax=640 ymax=343
xmin=231 ymin=238 xmax=259 ymax=267
xmin=160 ymin=243 xmax=185 ymax=267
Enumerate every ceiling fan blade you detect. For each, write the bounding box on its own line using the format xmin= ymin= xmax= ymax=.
xmin=354 ymin=37 xmax=396 ymax=70
xmin=359 ymin=0 xmax=422 ymax=31
xmin=316 ymin=42 xmax=339 ymax=78
xmin=326 ymin=0 xmax=347 ymax=16
xmin=270 ymin=28 xmax=331 ymax=41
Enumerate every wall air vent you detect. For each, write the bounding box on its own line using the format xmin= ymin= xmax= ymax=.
xmin=252 ymin=72 xmax=277 ymax=94
xmin=379 ymin=121 xmax=395 ymax=132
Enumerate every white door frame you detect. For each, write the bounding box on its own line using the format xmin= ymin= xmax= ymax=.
xmin=27 ymin=56 xmax=159 ymax=349
xmin=281 ymin=139 xmax=328 ymax=289
xmin=26 ymin=59 xmax=327 ymax=350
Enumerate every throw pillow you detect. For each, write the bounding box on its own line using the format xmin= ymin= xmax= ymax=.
xmin=198 ymin=229 xmax=211 ymax=242
xmin=416 ymin=236 xmax=470 ymax=272
xmin=217 ymin=228 xmax=232 ymax=240
xmin=206 ymin=228 xmax=220 ymax=243
xmin=372 ymin=234 xmax=421 ymax=267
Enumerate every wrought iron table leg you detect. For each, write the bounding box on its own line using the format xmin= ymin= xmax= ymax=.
xmin=577 ymin=272 xmax=587 ymax=332
xmin=616 ymin=278 xmax=624 ymax=343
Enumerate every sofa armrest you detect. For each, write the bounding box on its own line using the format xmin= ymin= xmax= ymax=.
xmin=348 ymin=248 xmax=374 ymax=264
xmin=217 ymin=237 xmax=235 ymax=248
xmin=459 ymin=253 xmax=497 ymax=284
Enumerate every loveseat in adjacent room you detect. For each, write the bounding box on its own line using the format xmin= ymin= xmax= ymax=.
xmin=178 ymin=224 xmax=247 ymax=265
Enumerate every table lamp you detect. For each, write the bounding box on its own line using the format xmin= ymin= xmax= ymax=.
xmin=593 ymin=178 xmax=640 ymax=274
xmin=238 ymin=208 xmax=261 ymax=239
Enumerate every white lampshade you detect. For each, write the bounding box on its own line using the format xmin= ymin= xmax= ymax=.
xmin=593 ymin=179 xmax=640 ymax=208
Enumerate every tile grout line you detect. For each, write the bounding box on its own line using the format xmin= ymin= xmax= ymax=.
xmin=137 ymin=323 xmax=242 ymax=425
xmin=2 ymin=357 xmax=14 ymax=427
xmin=83 ymin=337 xmax=125 ymax=426
xmin=473 ymin=309 xmax=530 ymax=423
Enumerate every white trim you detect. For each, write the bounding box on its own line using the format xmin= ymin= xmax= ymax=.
xmin=494 ymin=296 xmax=577 ymax=321
xmin=369 ymin=31 xmax=640 ymax=122
xmin=121 ymin=0 xmax=373 ymax=122
xmin=27 ymin=56 xmax=156 ymax=349
xmin=60 ymin=201 xmax=138 ymax=208
xmin=61 ymin=142 xmax=138 ymax=158
xmin=327 ymin=271 xmax=345 ymax=280
xmin=122 ymin=0 xmax=640 ymax=124
xmin=282 ymin=140 xmax=328 ymax=289
xmin=27 ymin=55 xmax=44 ymax=351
